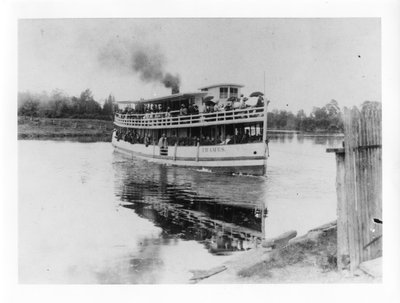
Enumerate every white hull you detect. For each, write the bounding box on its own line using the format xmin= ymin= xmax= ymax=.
xmin=111 ymin=132 xmax=267 ymax=175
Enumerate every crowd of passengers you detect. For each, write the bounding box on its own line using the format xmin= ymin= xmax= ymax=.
xmin=116 ymin=96 xmax=265 ymax=119
xmin=115 ymin=128 xmax=263 ymax=146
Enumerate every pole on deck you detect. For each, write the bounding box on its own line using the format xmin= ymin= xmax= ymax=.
xmin=262 ymin=71 xmax=268 ymax=242
xmin=262 ymin=99 xmax=268 ymax=143
xmin=262 ymin=72 xmax=269 ymax=166
xmin=262 ymin=71 xmax=268 ymax=143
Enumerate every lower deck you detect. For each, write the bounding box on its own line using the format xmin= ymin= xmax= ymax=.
xmin=112 ymin=131 xmax=267 ymax=176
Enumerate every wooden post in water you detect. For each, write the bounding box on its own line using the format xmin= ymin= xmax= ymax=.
xmin=327 ymin=104 xmax=382 ymax=274
xmin=333 ymin=149 xmax=350 ymax=270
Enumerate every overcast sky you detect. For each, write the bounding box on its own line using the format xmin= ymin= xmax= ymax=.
xmin=18 ymin=18 xmax=380 ymax=112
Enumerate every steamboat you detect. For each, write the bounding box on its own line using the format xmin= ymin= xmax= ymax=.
xmin=112 ymin=83 xmax=269 ymax=175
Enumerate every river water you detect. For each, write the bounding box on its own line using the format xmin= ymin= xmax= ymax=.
xmin=18 ymin=134 xmax=342 ymax=283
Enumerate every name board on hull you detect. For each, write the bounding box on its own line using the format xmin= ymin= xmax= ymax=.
xmin=201 ymin=147 xmax=226 ymax=153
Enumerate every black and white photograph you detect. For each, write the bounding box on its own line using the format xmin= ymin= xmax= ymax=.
xmin=2 ymin=0 xmax=400 ymax=301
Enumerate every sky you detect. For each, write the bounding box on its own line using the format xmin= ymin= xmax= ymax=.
xmin=18 ymin=18 xmax=381 ymax=112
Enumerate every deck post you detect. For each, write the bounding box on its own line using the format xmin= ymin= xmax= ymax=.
xmin=196 ymin=142 xmax=200 ymax=162
xmin=173 ymin=142 xmax=178 ymax=161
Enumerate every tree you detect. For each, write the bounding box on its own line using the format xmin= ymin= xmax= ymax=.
xmin=18 ymin=99 xmax=40 ymax=118
xmin=325 ymin=99 xmax=340 ymax=116
xmin=102 ymin=94 xmax=115 ymax=118
xmin=72 ymin=89 xmax=102 ymax=116
xmin=311 ymin=106 xmax=330 ymax=130
xmin=46 ymin=89 xmax=72 ymax=118
xmin=18 ymin=92 xmax=42 ymax=118
xmin=295 ymin=109 xmax=307 ymax=130
xmin=286 ymin=111 xmax=296 ymax=130
xmin=361 ymin=101 xmax=381 ymax=111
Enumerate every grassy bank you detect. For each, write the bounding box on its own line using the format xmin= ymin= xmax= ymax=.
xmin=18 ymin=117 xmax=114 ymax=140
xmin=195 ymin=222 xmax=378 ymax=283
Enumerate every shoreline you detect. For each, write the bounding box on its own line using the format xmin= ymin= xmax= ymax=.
xmin=18 ymin=117 xmax=114 ymax=141
xmin=18 ymin=117 xmax=343 ymax=141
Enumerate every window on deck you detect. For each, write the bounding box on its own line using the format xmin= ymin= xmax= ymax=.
xmin=230 ymin=87 xmax=238 ymax=98
xmin=219 ymin=87 xmax=228 ymax=99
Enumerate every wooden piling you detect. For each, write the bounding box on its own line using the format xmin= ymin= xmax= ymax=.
xmin=327 ymin=104 xmax=382 ymax=273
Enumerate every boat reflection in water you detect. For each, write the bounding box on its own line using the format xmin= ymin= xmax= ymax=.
xmin=114 ymin=154 xmax=268 ymax=256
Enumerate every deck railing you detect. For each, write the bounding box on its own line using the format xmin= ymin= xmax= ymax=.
xmin=114 ymin=106 xmax=265 ymax=129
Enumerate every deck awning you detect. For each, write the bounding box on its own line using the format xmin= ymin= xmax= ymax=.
xmin=117 ymin=92 xmax=207 ymax=105
xmin=116 ymin=100 xmax=139 ymax=104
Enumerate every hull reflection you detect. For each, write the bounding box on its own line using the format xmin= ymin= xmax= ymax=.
xmin=114 ymin=155 xmax=268 ymax=255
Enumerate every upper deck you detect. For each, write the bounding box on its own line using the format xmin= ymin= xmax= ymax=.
xmin=114 ymin=106 xmax=266 ymax=129
xmin=115 ymin=83 xmax=266 ymax=129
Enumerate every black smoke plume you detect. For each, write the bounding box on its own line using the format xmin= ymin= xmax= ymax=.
xmin=99 ymin=41 xmax=180 ymax=92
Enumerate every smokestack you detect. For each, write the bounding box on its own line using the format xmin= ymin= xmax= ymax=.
xmin=163 ymin=72 xmax=180 ymax=94
xmin=172 ymin=86 xmax=180 ymax=94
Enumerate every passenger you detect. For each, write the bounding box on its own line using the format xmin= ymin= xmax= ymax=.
xmin=240 ymin=97 xmax=247 ymax=109
xmin=213 ymin=103 xmax=219 ymax=112
xmin=241 ymin=130 xmax=250 ymax=143
xmin=225 ymin=101 xmax=233 ymax=111
xmin=144 ymin=109 xmax=151 ymax=119
xmin=236 ymin=131 xmax=243 ymax=143
xmin=170 ymin=133 xmax=178 ymax=145
xmin=145 ymin=135 xmax=151 ymax=147
xmin=233 ymin=98 xmax=241 ymax=110
xmin=193 ymin=105 xmax=199 ymax=115
xmin=166 ymin=106 xmax=171 ymax=117
xmin=223 ymin=134 xmax=232 ymax=145
xmin=188 ymin=104 xmax=195 ymax=115
xmin=256 ymin=96 xmax=264 ymax=107
xmin=158 ymin=133 xmax=168 ymax=149
xmin=180 ymin=104 xmax=188 ymax=115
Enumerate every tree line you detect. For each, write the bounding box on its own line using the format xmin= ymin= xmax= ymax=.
xmin=18 ymin=89 xmax=117 ymax=121
xmin=18 ymin=89 xmax=378 ymax=133
xmin=267 ymin=99 xmax=344 ymax=133
xmin=267 ymin=100 xmax=381 ymax=132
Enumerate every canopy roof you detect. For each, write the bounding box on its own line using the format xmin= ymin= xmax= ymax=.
xmin=117 ymin=92 xmax=207 ymax=105
xmin=198 ymin=83 xmax=244 ymax=90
